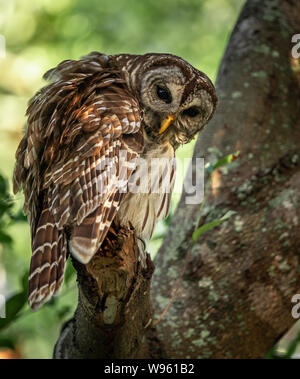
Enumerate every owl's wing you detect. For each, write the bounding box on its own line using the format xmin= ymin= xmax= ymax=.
xmin=13 ymin=54 xmax=143 ymax=309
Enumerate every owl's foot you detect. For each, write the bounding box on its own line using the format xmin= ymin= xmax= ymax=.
xmin=137 ymin=237 xmax=147 ymax=269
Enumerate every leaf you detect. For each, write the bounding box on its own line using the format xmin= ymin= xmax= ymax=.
xmin=0 ymin=230 xmax=13 ymax=244
xmin=212 ymin=151 xmax=240 ymax=171
xmin=0 ymin=200 xmax=13 ymax=215
xmin=46 ymin=296 xmax=58 ymax=308
xmin=21 ymin=270 xmax=29 ymax=294
xmin=0 ymin=291 xmax=28 ymax=330
xmin=57 ymin=305 xmax=71 ymax=320
xmin=205 ymin=151 xmax=240 ymax=177
xmin=192 ymin=210 xmax=237 ymax=242
xmin=64 ymin=260 xmax=76 ymax=285
xmin=151 ymin=233 xmax=167 ymax=241
xmin=283 ymin=331 xmax=300 ymax=359
xmin=264 ymin=344 xmax=278 ymax=359
xmin=10 ymin=209 xmax=27 ymax=223
xmin=0 ymin=175 xmax=8 ymax=196
xmin=163 ymin=213 xmax=173 ymax=227
xmin=0 ymin=336 xmax=16 ymax=350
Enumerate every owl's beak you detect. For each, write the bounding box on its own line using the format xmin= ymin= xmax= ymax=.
xmin=158 ymin=115 xmax=174 ymax=134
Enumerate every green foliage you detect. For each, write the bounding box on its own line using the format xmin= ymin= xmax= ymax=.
xmin=0 ymin=231 xmax=13 ymax=245
xmin=205 ymin=151 xmax=241 ymax=174
xmin=0 ymin=290 xmax=27 ymax=331
xmin=0 ymin=176 xmax=13 ymax=222
xmin=0 ymin=174 xmax=28 ymax=348
xmin=284 ymin=332 xmax=300 ymax=359
xmin=192 ymin=210 xmax=236 ymax=242
xmin=0 ymin=174 xmax=24 ymax=245
xmin=64 ymin=259 xmax=76 ymax=285
xmin=0 ymin=336 xmax=15 ymax=350
xmin=0 ymin=172 xmax=77 ymax=354
xmin=265 ymin=330 xmax=300 ymax=359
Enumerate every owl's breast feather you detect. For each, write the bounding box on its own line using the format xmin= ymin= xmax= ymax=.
xmin=117 ymin=142 xmax=175 ymax=240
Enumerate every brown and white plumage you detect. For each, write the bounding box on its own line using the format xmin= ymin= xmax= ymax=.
xmin=13 ymin=52 xmax=216 ymax=310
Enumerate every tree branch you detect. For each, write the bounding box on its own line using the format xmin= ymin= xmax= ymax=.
xmin=53 ymin=226 xmax=161 ymax=358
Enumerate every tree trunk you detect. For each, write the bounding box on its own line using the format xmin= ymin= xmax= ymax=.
xmin=152 ymin=0 xmax=300 ymax=359
xmin=54 ymin=0 xmax=300 ymax=359
xmin=54 ymin=225 xmax=164 ymax=358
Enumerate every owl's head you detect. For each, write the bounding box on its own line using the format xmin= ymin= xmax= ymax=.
xmin=113 ymin=53 xmax=217 ymax=147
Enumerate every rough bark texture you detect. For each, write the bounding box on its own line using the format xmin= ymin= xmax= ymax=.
xmin=54 ymin=0 xmax=300 ymax=359
xmin=53 ymin=226 xmax=161 ymax=358
xmin=152 ymin=0 xmax=300 ymax=359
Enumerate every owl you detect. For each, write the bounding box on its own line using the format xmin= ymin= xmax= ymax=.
xmin=13 ymin=52 xmax=217 ymax=310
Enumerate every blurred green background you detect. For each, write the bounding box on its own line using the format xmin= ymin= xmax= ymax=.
xmin=0 ymin=0 xmax=248 ymax=359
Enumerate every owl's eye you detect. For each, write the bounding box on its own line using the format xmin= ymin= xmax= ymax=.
xmin=156 ymin=85 xmax=172 ymax=104
xmin=182 ymin=107 xmax=200 ymax=118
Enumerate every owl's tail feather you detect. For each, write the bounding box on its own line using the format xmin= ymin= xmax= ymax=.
xmin=69 ymin=207 xmax=106 ymax=264
xmin=69 ymin=191 xmax=125 ymax=264
xmin=28 ymin=208 xmax=67 ymax=311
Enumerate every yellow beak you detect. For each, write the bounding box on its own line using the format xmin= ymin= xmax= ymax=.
xmin=158 ymin=115 xmax=174 ymax=134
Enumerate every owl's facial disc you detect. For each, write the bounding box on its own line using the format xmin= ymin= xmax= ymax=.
xmin=139 ymin=65 xmax=185 ymax=141
xmin=137 ymin=60 xmax=216 ymax=147
xmin=173 ymin=89 xmax=215 ymax=145
xmin=140 ymin=65 xmax=185 ymax=113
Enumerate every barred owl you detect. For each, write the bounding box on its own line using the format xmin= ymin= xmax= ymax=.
xmin=13 ymin=52 xmax=217 ymax=310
